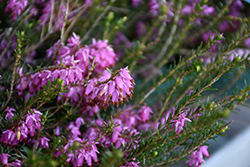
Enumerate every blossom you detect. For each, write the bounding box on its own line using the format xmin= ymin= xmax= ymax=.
xmin=5 ymin=106 xmax=15 ymax=122
xmin=0 ymin=129 xmax=18 ymax=146
xmin=135 ymin=21 xmax=147 ymax=38
xmin=148 ymin=0 xmax=159 ymax=16
xmin=65 ymin=139 xmax=99 ymax=167
xmin=36 ymin=137 xmax=50 ymax=149
xmin=188 ymin=146 xmax=210 ymax=167
xmin=67 ymin=32 xmax=80 ymax=48
xmin=171 ymin=112 xmax=191 ymax=134
xmin=84 ymin=67 xmax=135 ymax=108
xmin=5 ymin=0 xmax=29 ymax=20
xmin=0 ymin=153 xmax=10 ymax=165
xmin=54 ymin=126 xmax=60 ymax=136
xmin=39 ymin=1 xmax=66 ymax=30
xmin=9 ymin=159 xmax=21 ymax=167
xmin=120 ymin=161 xmax=141 ymax=167
xmin=89 ymin=39 xmax=117 ymax=72
xmin=137 ymin=106 xmax=153 ymax=122
xmin=67 ymin=122 xmax=82 ymax=137
xmin=131 ymin=0 xmax=141 ymax=7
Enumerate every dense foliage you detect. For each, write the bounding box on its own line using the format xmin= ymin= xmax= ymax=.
xmin=1 ymin=0 xmax=250 ymax=166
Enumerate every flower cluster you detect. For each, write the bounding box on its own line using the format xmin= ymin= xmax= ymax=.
xmin=84 ymin=67 xmax=135 ymax=108
xmin=5 ymin=0 xmax=28 ymax=21
xmin=188 ymin=146 xmax=210 ymax=167
xmin=16 ymin=33 xmax=124 ymax=105
xmin=0 ymin=108 xmax=49 ymax=149
xmin=54 ymin=117 xmax=99 ymax=167
xmin=1 ymin=0 xmax=249 ymax=166
xmin=39 ymin=0 xmax=66 ymax=30
xmin=0 ymin=153 xmax=21 ymax=167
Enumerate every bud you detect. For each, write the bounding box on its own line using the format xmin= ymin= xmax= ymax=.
xmin=243 ymin=93 xmax=249 ymax=100
xmin=21 ymin=31 xmax=25 ymax=37
xmin=209 ymin=101 xmax=215 ymax=108
xmin=114 ymin=150 xmax=124 ymax=158
xmin=196 ymin=65 xmax=201 ymax=72
xmin=235 ymin=56 xmax=241 ymax=62
xmin=122 ymin=16 xmax=127 ymax=22
xmin=153 ymin=151 xmax=158 ymax=157
xmin=107 ymin=12 xmax=114 ymax=22
xmin=17 ymin=127 xmax=21 ymax=140
xmin=222 ymin=109 xmax=230 ymax=118
xmin=161 ymin=4 xmax=169 ymax=15
xmin=220 ymin=126 xmax=228 ymax=133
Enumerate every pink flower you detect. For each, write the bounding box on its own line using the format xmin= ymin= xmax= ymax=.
xmin=66 ymin=139 xmax=99 ymax=167
xmin=171 ymin=112 xmax=191 ymax=134
xmin=84 ymin=67 xmax=135 ymax=108
xmin=54 ymin=126 xmax=60 ymax=136
xmin=5 ymin=106 xmax=15 ymax=122
xmin=67 ymin=122 xmax=82 ymax=137
xmin=136 ymin=21 xmax=147 ymax=38
xmin=5 ymin=0 xmax=29 ymax=20
xmin=0 ymin=153 xmax=10 ymax=165
xmin=9 ymin=159 xmax=21 ymax=167
xmin=131 ymin=0 xmax=141 ymax=7
xmin=0 ymin=129 xmax=18 ymax=146
xmin=39 ymin=1 xmax=66 ymax=30
xmin=75 ymin=117 xmax=85 ymax=128
xmin=148 ymin=0 xmax=159 ymax=16
xmin=188 ymin=146 xmax=210 ymax=167
xmin=200 ymin=5 xmax=214 ymax=15
xmin=67 ymin=32 xmax=80 ymax=48
xmin=138 ymin=106 xmax=153 ymax=122
xmin=244 ymin=37 xmax=250 ymax=47
xmin=36 ymin=137 xmax=50 ymax=149
xmin=120 ymin=160 xmax=141 ymax=167
xmin=89 ymin=39 xmax=117 ymax=72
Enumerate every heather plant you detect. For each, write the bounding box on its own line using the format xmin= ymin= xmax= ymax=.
xmin=1 ymin=0 xmax=250 ymax=167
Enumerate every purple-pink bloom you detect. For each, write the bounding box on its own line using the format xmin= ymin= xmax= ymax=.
xmin=171 ymin=112 xmax=191 ymax=134
xmin=54 ymin=126 xmax=60 ymax=136
xmin=120 ymin=160 xmax=141 ymax=167
xmin=131 ymin=0 xmax=141 ymax=7
xmin=5 ymin=106 xmax=15 ymax=122
xmin=0 ymin=129 xmax=18 ymax=146
xmin=89 ymin=39 xmax=117 ymax=72
xmin=0 ymin=153 xmax=10 ymax=165
xmin=36 ymin=136 xmax=50 ymax=149
xmin=75 ymin=117 xmax=85 ymax=128
xmin=9 ymin=159 xmax=21 ymax=167
xmin=5 ymin=0 xmax=29 ymax=20
xmin=188 ymin=146 xmax=210 ymax=167
xmin=138 ymin=106 xmax=153 ymax=122
xmin=148 ymin=0 xmax=159 ymax=16
xmin=66 ymin=139 xmax=99 ymax=167
xmin=67 ymin=32 xmax=80 ymax=48
xmin=244 ymin=37 xmax=250 ymax=47
xmin=84 ymin=67 xmax=135 ymax=108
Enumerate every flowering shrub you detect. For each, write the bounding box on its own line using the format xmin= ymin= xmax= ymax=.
xmin=0 ymin=0 xmax=250 ymax=166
